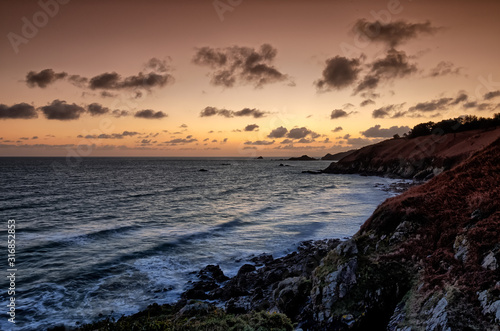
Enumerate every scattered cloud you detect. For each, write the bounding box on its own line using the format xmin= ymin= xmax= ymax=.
xmin=360 ymin=99 xmax=375 ymax=107
xmin=286 ymin=127 xmax=320 ymax=139
xmin=163 ymin=137 xmax=198 ymax=145
xmin=244 ymin=124 xmax=259 ymax=131
xmin=428 ymin=61 xmax=461 ymax=77
xmin=39 ymin=100 xmax=85 ymax=120
xmin=371 ymin=104 xmax=405 ymax=118
xmin=484 ymin=90 xmax=500 ymax=100
xmin=0 ymin=103 xmax=38 ymax=119
xmin=87 ymin=103 xmax=110 ymax=116
xmin=355 ymin=49 xmax=417 ymax=93
xmin=134 ymin=109 xmax=167 ymax=119
xmin=409 ymin=97 xmax=452 ymax=112
xmin=450 ymin=92 xmax=468 ymax=105
xmin=26 ymin=69 xmax=67 ymax=88
xmin=330 ymin=109 xmax=350 ymax=119
xmin=268 ymin=126 xmax=288 ymax=138
xmin=353 ymin=19 xmax=441 ymax=48
xmin=315 ymin=56 xmax=361 ymax=91
xmin=192 ymin=44 xmax=292 ymax=88
xmin=200 ymin=106 xmax=267 ymax=118
xmin=244 ymin=140 xmax=275 ymax=145
xmin=332 ymin=126 xmax=343 ymax=132
xmin=360 ymin=125 xmax=410 ymax=138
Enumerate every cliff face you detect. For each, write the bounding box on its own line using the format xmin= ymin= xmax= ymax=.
xmin=309 ymin=137 xmax=500 ymax=330
xmin=323 ymin=127 xmax=500 ymax=179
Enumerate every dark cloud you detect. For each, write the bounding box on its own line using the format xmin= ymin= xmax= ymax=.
xmin=297 ymin=138 xmax=314 ymax=144
xmin=39 ymin=100 xmax=85 ymax=120
xmin=450 ymin=92 xmax=468 ymax=105
xmin=484 ymin=90 xmax=500 ymax=100
xmin=244 ymin=124 xmax=259 ymax=131
xmin=28 ymin=58 xmax=173 ymax=92
xmin=355 ymin=49 xmax=417 ymax=93
xmin=315 ymin=56 xmax=361 ymax=91
xmin=199 ymin=106 xmax=267 ymax=118
xmin=87 ymin=103 xmax=110 ymax=116
xmin=100 ymin=91 xmax=116 ymax=98
xmin=428 ymin=61 xmax=461 ymax=77
xmin=361 ymin=125 xmax=410 ymax=138
xmin=134 ymin=109 xmax=168 ymax=119
xmin=287 ymin=127 xmax=320 ymax=139
xmin=409 ymin=97 xmax=452 ymax=112
xmin=78 ymin=131 xmax=140 ymax=139
xmin=346 ymin=137 xmax=376 ymax=146
xmin=163 ymin=138 xmax=198 ymax=145
xmin=463 ymin=102 xmax=498 ymax=111
xmin=244 ymin=140 xmax=275 ymax=145
xmin=353 ymin=19 xmax=441 ymax=47
xmin=180 ymin=124 xmax=188 ymax=128
xmin=372 ymin=104 xmax=406 ymax=118
xmin=0 ymin=103 xmax=38 ymax=119
xmin=193 ymin=44 xmax=291 ymax=88
xmin=268 ymin=126 xmax=288 ymax=138
xmin=360 ymin=99 xmax=375 ymax=107
xmin=280 ymin=138 xmax=294 ymax=144
xmin=330 ymin=109 xmax=349 ymax=119
xmin=88 ymin=72 xmax=173 ymax=90
xmin=332 ymin=127 xmax=343 ymax=132
xmin=26 ymin=69 xmax=67 ymax=88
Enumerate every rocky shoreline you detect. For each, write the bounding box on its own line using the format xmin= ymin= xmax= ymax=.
xmin=73 ymin=138 xmax=499 ymax=330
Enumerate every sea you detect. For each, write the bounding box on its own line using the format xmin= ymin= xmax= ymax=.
xmin=0 ymin=157 xmax=405 ymax=330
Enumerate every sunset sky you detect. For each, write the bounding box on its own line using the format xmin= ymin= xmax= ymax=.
xmin=1 ymin=0 xmax=499 ymax=156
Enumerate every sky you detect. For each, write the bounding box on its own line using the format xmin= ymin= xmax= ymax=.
xmin=1 ymin=0 xmax=500 ymax=157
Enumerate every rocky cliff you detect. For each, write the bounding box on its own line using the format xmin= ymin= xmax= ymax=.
xmin=323 ymin=127 xmax=500 ymax=179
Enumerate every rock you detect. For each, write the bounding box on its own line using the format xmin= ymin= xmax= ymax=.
xmin=198 ymin=168 xmax=208 ymax=172
xmin=481 ymin=251 xmax=498 ymax=270
xmin=301 ymin=170 xmax=322 ymax=174
xmin=335 ymin=239 xmax=358 ymax=256
xmin=177 ymin=302 xmax=211 ymax=317
xmin=256 ymin=156 xmax=264 ymax=159
xmin=237 ymin=264 xmax=256 ymax=276
xmin=453 ymin=235 xmax=469 ymax=263
xmin=198 ymin=264 xmax=229 ymax=283
xmin=250 ymin=253 xmax=274 ymax=266
xmin=289 ymin=155 xmax=317 ymax=161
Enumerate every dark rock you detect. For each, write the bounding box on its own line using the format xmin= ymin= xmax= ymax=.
xmin=256 ymin=156 xmax=264 ymax=159
xmin=237 ymin=264 xmax=256 ymax=276
xmin=198 ymin=264 xmax=229 ymax=283
xmin=289 ymin=155 xmax=317 ymax=161
xmin=199 ymin=168 xmax=208 ymax=172
xmin=250 ymin=253 xmax=274 ymax=266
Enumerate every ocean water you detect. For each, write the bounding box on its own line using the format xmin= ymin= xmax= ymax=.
xmin=0 ymin=157 xmax=401 ymax=330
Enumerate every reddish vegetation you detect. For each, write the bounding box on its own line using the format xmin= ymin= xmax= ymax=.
xmin=325 ymin=127 xmax=500 ymax=178
xmin=361 ymin=137 xmax=500 ymax=293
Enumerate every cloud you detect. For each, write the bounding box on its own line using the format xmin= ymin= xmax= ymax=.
xmin=330 ymin=109 xmax=349 ymax=119
xmin=361 ymin=125 xmax=410 ymax=138
xmin=87 ymin=103 xmax=110 ymax=116
xmin=287 ymin=127 xmax=320 ymax=139
xmin=346 ymin=137 xmax=377 ymax=146
xmin=332 ymin=126 xmax=343 ymax=132
xmin=268 ymin=126 xmax=288 ymax=138
xmin=428 ymin=61 xmax=461 ymax=77
xmin=244 ymin=140 xmax=275 ymax=145
xmin=409 ymin=97 xmax=452 ymax=112
xmin=112 ymin=109 xmax=129 ymax=117
xmin=371 ymin=104 xmax=405 ymax=118
xmin=163 ymin=138 xmax=198 ymax=145
xmin=78 ymin=131 xmax=140 ymax=139
xmin=192 ymin=44 xmax=291 ymax=88
xmin=88 ymin=72 xmax=173 ymax=90
xmin=26 ymin=69 xmax=67 ymax=88
xmin=27 ymin=58 xmax=174 ymax=92
xmin=484 ymin=90 xmax=500 ymax=100
xmin=244 ymin=124 xmax=259 ymax=131
xmin=180 ymin=124 xmax=188 ymax=128
xmin=0 ymin=103 xmax=38 ymax=119
xmin=360 ymin=99 xmax=375 ymax=107
xmin=200 ymin=106 xmax=267 ymax=118
xmin=463 ymin=102 xmax=498 ymax=111
xmin=315 ymin=56 xmax=361 ymax=91
xmin=39 ymin=100 xmax=85 ymax=120
xmin=450 ymin=92 xmax=468 ymax=105
xmin=353 ymin=19 xmax=441 ymax=47
xmin=134 ymin=109 xmax=167 ymax=119
xmin=355 ymin=49 xmax=417 ymax=93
